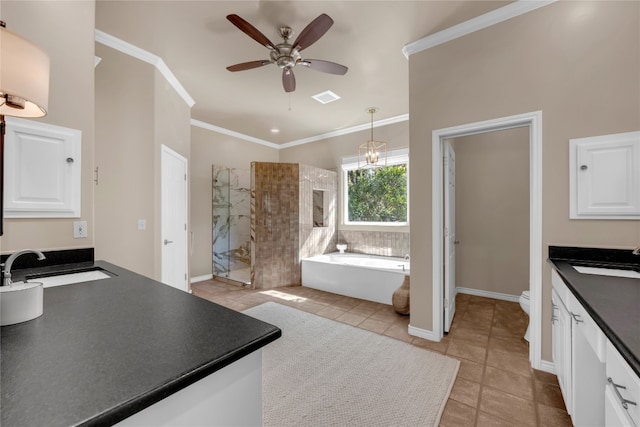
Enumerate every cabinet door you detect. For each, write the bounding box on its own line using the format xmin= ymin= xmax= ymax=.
xmin=570 ymin=131 xmax=640 ymax=219
xmin=4 ymin=117 xmax=81 ymax=218
xmin=552 ymin=289 xmax=572 ymax=414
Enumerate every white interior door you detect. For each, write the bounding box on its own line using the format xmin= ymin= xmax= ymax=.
xmin=161 ymin=145 xmax=188 ymax=291
xmin=443 ymin=141 xmax=456 ymax=332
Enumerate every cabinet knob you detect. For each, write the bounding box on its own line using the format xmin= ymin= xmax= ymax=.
xmin=66 ymin=157 xmax=74 ymax=164
xmin=580 ymin=164 xmax=588 ymax=170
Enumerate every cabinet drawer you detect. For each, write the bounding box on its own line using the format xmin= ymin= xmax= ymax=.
xmin=606 ymin=340 xmax=640 ymax=426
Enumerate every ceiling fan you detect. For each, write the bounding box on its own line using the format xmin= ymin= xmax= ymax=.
xmin=226 ymin=13 xmax=348 ymax=93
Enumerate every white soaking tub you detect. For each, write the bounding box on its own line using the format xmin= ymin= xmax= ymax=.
xmin=301 ymin=252 xmax=409 ymax=305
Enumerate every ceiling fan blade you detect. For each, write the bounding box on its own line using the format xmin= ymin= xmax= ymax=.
xmin=292 ymin=13 xmax=334 ymax=51
xmin=301 ymin=59 xmax=348 ymax=75
xmin=227 ymin=60 xmax=271 ymax=72
xmin=227 ymin=14 xmax=276 ymax=50
xmin=282 ymin=68 xmax=296 ymax=93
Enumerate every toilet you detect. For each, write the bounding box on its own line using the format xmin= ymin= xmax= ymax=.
xmin=519 ymin=290 xmax=531 ymax=342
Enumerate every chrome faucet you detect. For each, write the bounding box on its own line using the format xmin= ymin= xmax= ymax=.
xmin=633 ymin=245 xmax=640 ymax=256
xmin=1 ymin=249 xmax=46 ymax=286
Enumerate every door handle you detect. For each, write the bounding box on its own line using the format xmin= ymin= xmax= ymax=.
xmin=164 ymin=239 xmax=173 ymax=245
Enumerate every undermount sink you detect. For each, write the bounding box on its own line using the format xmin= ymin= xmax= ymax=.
xmin=27 ymin=270 xmax=113 ymax=288
xmin=573 ymin=265 xmax=640 ymax=279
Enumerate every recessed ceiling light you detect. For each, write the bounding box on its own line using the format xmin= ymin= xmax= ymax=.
xmin=270 ymin=128 xmax=280 ymax=133
xmin=312 ymin=90 xmax=341 ymax=104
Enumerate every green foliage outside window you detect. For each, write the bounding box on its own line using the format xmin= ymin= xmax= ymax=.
xmin=347 ymin=164 xmax=407 ymax=222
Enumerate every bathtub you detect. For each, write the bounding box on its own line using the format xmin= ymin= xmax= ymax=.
xmin=301 ymin=253 xmax=409 ymax=305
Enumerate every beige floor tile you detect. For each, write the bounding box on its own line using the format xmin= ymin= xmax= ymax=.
xmin=537 ymin=404 xmax=572 ymax=426
xmin=316 ymin=306 xmax=346 ymax=320
xmin=533 ymin=369 xmax=560 ymax=386
xmin=335 ymin=311 xmax=367 ymax=326
xmin=488 ymin=336 xmax=529 ymax=356
xmin=449 ymin=327 xmax=490 ymax=348
xmin=439 ymin=399 xmax=476 ymax=427
xmin=456 ymin=358 xmax=485 ymax=383
xmin=486 ymin=350 xmax=532 ymax=378
xmin=446 ymin=340 xmax=487 ymax=364
xmin=479 ymin=387 xmax=536 ymax=427
xmin=534 ymin=381 xmax=566 ymax=410
xmin=382 ymin=322 xmax=413 ymax=342
xmin=476 ymin=410 xmax=520 ymax=427
xmin=412 ymin=336 xmax=450 ymax=354
xmin=483 ymin=366 xmax=534 ymax=400
xmin=449 ymin=377 xmax=481 ymax=407
xmin=359 ymin=318 xmax=391 ymax=334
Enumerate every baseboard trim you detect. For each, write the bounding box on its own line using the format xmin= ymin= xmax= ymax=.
xmin=538 ymin=359 xmax=556 ymax=375
xmin=191 ymin=274 xmax=213 ymax=283
xmin=456 ymin=287 xmax=520 ymax=303
xmin=408 ymin=325 xmax=440 ymax=342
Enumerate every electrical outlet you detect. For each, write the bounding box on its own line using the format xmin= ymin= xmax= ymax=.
xmin=137 ymin=219 xmax=146 ymax=231
xmin=73 ymin=221 xmax=88 ymax=238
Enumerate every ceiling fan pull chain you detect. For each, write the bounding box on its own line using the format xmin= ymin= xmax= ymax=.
xmin=289 ymin=93 xmax=292 ymax=111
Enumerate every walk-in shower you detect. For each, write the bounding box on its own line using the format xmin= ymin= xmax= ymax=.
xmin=212 ymin=165 xmax=251 ymax=285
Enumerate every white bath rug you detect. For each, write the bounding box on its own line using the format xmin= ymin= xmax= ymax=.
xmin=244 ymin=302 xmax=459 ymax=427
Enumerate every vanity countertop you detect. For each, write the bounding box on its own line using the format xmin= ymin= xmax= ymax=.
xmin=549 ymin=246 xmax=640 ymax=376
xmin=0 ymin=260 xmax=281 ymax=427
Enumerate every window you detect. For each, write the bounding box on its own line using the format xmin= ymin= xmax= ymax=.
xmin=341 ymin=149 xmax=409 ymax=226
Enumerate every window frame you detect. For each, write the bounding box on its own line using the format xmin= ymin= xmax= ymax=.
xmin=340 ymin=148 xmax=410 ymax=231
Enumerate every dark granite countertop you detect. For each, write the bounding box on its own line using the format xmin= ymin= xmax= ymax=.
xmin=549 ymin=246 xmax=640 ymax=377
xmin=1 ymin=261 xmax=281 ymax=427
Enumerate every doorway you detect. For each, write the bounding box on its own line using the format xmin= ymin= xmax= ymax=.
xmin=432 ymin=111 xmax=543 ymax=369
xmin=161 ymin=144 xmax=189 ymax=291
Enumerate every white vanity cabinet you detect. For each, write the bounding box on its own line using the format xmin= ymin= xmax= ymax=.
xmin=552 ymin=268 xmax=640 ymax=427
xmin=552 ymin=269 xmax=606 ymax=426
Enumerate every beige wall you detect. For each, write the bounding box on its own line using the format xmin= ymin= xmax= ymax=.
xmin=409 ymin=1 xmax=640 ymax=361
xmin=1 ymin=1 xmax=95 ymax=253
xmin=453 ymin=127 xmax=529 ymax=297
xmin=190 ymin=126 xmax=278 ymax=278
xmin=94 ymin=43 xmax=191 ymax=280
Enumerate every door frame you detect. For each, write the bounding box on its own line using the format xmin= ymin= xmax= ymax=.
xmin=431 ymin=111 xmax=543 ymax=369
xmin=161 ymin=144 xmax=189 ymax=291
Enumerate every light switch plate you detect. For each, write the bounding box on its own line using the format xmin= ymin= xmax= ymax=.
xmin=73 ymin=221 xmax=88 ymax=238
xmin=137 ymin=219 xmax=146 ymax=230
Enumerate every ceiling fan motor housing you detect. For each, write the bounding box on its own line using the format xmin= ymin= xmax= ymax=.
xmin=271 ymin=44 xmax=301 ymax=69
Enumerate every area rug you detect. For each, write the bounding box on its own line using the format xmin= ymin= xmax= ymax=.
xmin=244 ymin=302 xmax=459 ymax=427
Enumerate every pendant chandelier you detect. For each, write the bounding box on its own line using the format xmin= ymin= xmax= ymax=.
xmin=358 ymin=107 xmax=387 ymax=169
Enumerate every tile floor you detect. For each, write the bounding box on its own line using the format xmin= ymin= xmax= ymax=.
xmin=192 ymin=280 xmax=572 ymax=427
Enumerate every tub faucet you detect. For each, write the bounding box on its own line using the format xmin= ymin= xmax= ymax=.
xmin=1 ymin=249 xmax=46 ymax=286
xmin=633 ymin=245 xmax=640 ymax=256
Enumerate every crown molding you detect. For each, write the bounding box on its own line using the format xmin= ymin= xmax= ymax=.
xmin=190 ymin=119 xmax=280 ymax=149
xmin=402 ymin=0 xmax=556 ymax=58
xmin=279 ymin=113 xmax=410 ymax=149
xmin=95 ymin=29 xmax=195 ymax=108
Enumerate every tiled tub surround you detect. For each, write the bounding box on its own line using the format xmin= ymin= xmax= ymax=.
xmin=337 ymin=230 xmax=410 ymax=258
xmin=299 ymin=164 xmax=338 ymax=260
xmin=251 ymin=163 xmax=337 ymax=289
xmin=212 ymin=165 xmax=251 ymax=284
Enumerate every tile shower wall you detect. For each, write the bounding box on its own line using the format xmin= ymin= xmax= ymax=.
xmin=212 ymin=165 xmax=251 ymax=284
xmin=299 ymin=164 xmax=338 ymax=260
xmin=337 ymin=230 xmax=410 ymax=258
xmin=251 ymin=162 xmax=300 ymax=289
xmin=251 ymin=162 xmax=337 ymax=289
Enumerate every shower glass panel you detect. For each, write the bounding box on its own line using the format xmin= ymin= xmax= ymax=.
xmin=212 ymin=165 xmax=251 ymax=285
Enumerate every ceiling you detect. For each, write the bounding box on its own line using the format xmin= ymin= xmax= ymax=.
xmin=95 ymin=1 xmax=509 ymax=145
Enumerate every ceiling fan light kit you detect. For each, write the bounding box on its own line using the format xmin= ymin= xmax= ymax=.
xmin=358 ymin=107 xmax=387 ymax=169
xmin=226 ymin=13 xmax=348 ymax=93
